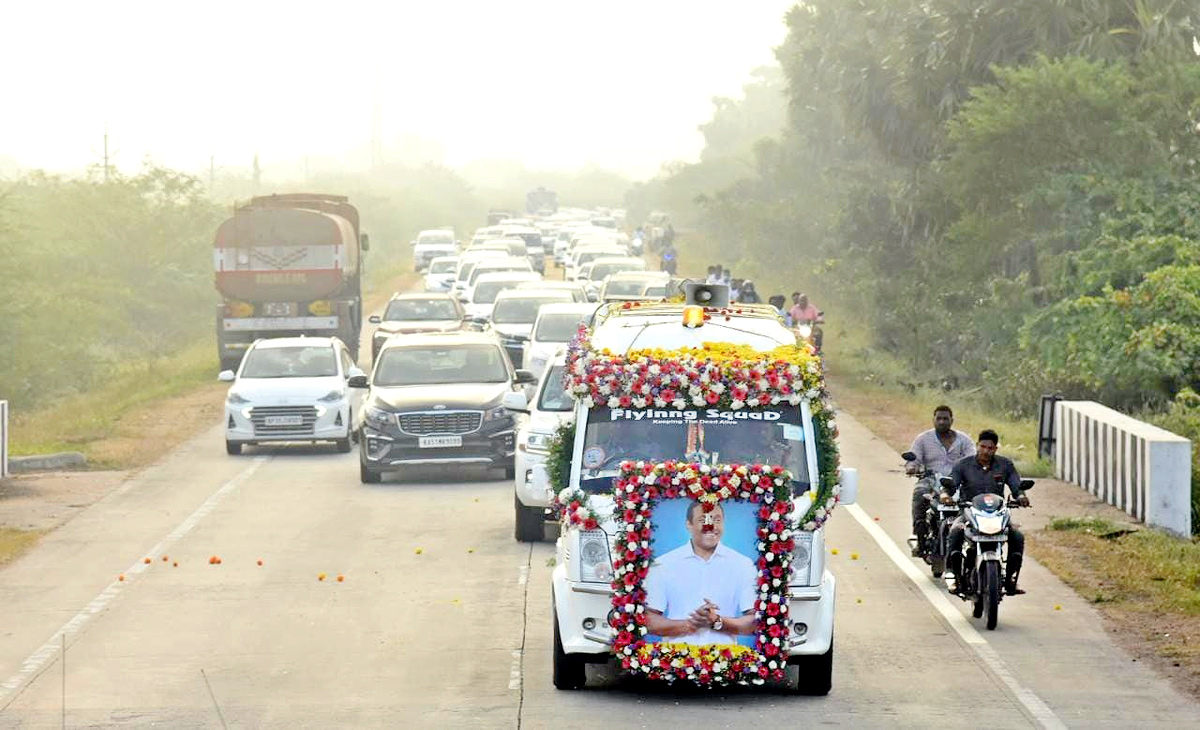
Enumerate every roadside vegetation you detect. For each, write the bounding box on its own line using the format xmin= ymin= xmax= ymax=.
xmin=0 ymin=527 xmax=44 ymax=566
xmin=628 ymin=0 xmax=1200 ymax=531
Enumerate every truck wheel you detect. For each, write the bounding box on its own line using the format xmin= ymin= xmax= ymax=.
xmin=360 ymin=461 xmax=382 ymax=484
xmin=335 ymin=437 xmax=352 ymax=453
xmin=225 ymin=440 xmax=242 ymax=456
xmin=515 ymin=495 xmax=544 ymax=542
xmin=552 ymin=603 xmax=587 ymax=690
xmin=791 ymin=638 xmax=833 ymax=696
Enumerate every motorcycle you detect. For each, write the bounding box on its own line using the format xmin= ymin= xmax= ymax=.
xmin=939 ymin=476 xmax=1035 ymax=630
xmin=900 ymin=451 xmax=957 ymax=578
xmin=659 ymin=250 xmax=677 ymax=275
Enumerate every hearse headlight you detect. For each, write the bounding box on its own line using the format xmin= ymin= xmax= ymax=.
xmin=526 ymin=432 xmax=552 ymax=453
xmin=578 ymin=530 xmax=614 ymax=583
xmin=365 ymin=406 xmax=393 ymax=430
xmin=789 ymin=532 xmax=814 ymax=586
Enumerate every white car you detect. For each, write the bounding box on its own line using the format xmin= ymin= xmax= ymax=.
xmin=423 ymin=256 xmax=460 ymax=292
xmin=522 ymin=302 xmax=597 ymax=377
xmin=490 ymin=290 xmax=576 ymax=367
xmin=565 ymin=245 xmax=626 ymax=281
xmin=464 ymin=270 xmax=542 ymax=320
xmin=450 ymin=250 xmax=509 ymax=300
xmin=504 ymin=355 xmax=573 ymax=541
xmin=580 ymin=256 xmax=647 ymax=295
xmin=599 ymin=271 xmax=671 ymax=302
xmin=220 ymin=337 xmax=365 ymax=455
xmin=411 ymin=229 xmax=458 ymax=271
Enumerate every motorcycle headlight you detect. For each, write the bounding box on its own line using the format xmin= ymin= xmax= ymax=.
xmin=364 ymin=406 xmax=393 ymax=430
xmin=317 ymin=389 xmax=345 ymax=403
xmin=975 ymin=514 xmax=1005 ymax=535
xmin=485 ymin=404 xmax=510 ymax=422
xmin=797 ymin=324 xmax=813 ymax=339
xmin=790 ymin=531 xmax=814 ymax=586
xmin=526 ymin=432 xmax=553 ymax=453
xmin=226 ymin=391 xmax=250 ymax=405
xmin=578 ymin=530 xmax=613 ymax=583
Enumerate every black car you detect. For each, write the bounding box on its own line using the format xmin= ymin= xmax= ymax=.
xmin=352 ymin=331 xmax=537 ymax=483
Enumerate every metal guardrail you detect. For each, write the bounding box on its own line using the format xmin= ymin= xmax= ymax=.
xmin=1054 ymin=400 xmax=1192 ymax=536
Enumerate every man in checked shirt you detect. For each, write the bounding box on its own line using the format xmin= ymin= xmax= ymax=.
xmin=905 ymin=405 xmax=976 ymax=556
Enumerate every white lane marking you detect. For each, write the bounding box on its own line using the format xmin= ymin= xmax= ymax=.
xmin=0 ymin=456 xmax=270 ymax=708
xmin=844 ymin=503 xmax=1066 ymax=730
xmin=517 ymin=565 xmax=529 ymax=586
xmin=508 ymin=649 xmax=523 ymax=690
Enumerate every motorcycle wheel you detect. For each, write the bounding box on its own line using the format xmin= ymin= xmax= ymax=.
xmin=983 ymin=561 xmax=1001 ymax=630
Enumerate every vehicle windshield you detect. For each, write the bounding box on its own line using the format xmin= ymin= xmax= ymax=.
xmin=493 ymin=297 xmax=568 ymax=324
xmin=535 ymin=312 xmax=588 ymax=341
xmin=373 ymin=345 xmax=508 ymax=386
xmin=578 ymin=406 xmax=811 ymax=494
xmin=240 ymin=346 xmax=337 ymax=378
xmin=643 ymin=285 xmax=667 ymax=297
xmin=383 ymin=299 xmax=459 ymax=321
xmin=605 ymin=280 xmax=648 ymax=296
xmin=473 ymin=280 xmax=527 ymax=304
xmin=537 ymin=366 xmax=572 ymax=412
xmin=456 ymin=261 xmax=478 ymax=281
xmin=429 ymin=260 xmax=458 ymax=274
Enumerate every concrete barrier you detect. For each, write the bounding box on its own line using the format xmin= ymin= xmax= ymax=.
xmin=1054 ymin=400 xmax=1192 ymax=536
xmin=8 ymin=451 xmax=89 ymax=473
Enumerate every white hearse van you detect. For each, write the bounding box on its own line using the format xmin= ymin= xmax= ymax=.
xmin=538 ymin=286 xmax=858 ymax=693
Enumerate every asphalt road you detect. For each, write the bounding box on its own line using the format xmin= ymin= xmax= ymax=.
xmin=1 ymin=289 xmax=1198 ymax=727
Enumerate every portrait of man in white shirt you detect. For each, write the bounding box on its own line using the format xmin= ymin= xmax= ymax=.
xmin=644 ymin=501 xmax=759 ymax=645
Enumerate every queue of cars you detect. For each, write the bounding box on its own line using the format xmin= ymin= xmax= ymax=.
xmin=218 ymin=208 xmax=654 ymax=494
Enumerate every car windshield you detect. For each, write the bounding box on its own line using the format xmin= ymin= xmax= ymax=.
xmin=240 ymin=346 xmax=337 ymax=378
xmin=374 ymin=345 xmax=508 ymax=386
xmin=643 ymin=285 xmax=667 ymax=297
xmin=493 ymin=297 xmax=566 ymax=324
xmin=534 ymin=312 xmax=587 ymax=341
xmin=605 ymin=280 xmax=648 ymax=296
xmin=473 ymin=280 xmax=524 ymax=304
xmin=429 ymin=260 xmax=457 ymax=274
xmin=578 ymin=406 xmax=811 ymax=494
xmin=383 ymin=299 xmax=459 ymax=321
xmin=537 ymin=366 xmax=572 ymax=411
xmin=457 ymin=261 xmax=478 ymax=281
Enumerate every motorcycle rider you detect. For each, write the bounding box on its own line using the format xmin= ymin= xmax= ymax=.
xmin=905 ymin=405 xmax=975 ymax=556
xmin=941 ymin=429 xmax=1031 ymax=596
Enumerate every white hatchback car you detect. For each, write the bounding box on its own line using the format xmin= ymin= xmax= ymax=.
xmin=504 ymin=354 xmax=574 ymax=541
xmin=220 ymin=337 xmax=365 ymax=455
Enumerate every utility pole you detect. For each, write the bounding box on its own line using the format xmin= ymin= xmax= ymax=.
xmin=92 ymin=123 xmax=120 ymax=183
xmin=252 ymin=153 xmax=261 ymax=192
xmin=209 ymin=155 xmax=216 ymax=192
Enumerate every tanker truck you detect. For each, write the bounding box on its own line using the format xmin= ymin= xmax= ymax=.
xmin=213 ymin=193 xmax=369 ymax=372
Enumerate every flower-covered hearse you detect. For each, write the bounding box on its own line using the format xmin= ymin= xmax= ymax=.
xmin=534 ymin=286 xmax=859 ymax=693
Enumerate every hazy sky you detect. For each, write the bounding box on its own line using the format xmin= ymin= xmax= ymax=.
xmin=1 ymin=1 xmax=796 ymax=179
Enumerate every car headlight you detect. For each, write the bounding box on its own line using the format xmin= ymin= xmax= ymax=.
xmin=364 ymin=406 xmax=393 ymax=430
xmin=484 ymin=405 xmax=510 ymax=422
xmin=525 ymin=432 xmax=553 ymax=453
xmin=789 ymin=532 xmax=814 ymax=586
xmin=226 ymin=391 xmax=250 ymax=405
xmin=578 ymin=530 xmax=613 ymax=583
xmin=317 ymin=389 xmax=345 ymax=403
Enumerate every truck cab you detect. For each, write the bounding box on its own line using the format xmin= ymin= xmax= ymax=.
xmin=540 ymin=289 xmax=858 ymax=692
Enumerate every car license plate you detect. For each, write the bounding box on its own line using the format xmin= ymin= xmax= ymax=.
xmin=419 ymin=435 xmax=463 ymax=449
xmin=264 ymin=415 xmax=304 ymax=426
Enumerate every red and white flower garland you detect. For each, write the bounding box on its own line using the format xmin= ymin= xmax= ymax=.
xmin=609 ymin=461 xmax=796 ymax=686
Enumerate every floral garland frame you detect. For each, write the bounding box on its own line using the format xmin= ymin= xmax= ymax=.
xmin=563 ymin=325 xmax=842 ymax=531
xmin=609 ymin=461 xmax=796 ymax=686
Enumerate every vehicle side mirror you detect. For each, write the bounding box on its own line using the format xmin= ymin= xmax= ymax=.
xmin=218 ymin=370 xmax=236 ymax=382
xmin=514 ymin=369 xmax=538 ymax=385
xmin=368 ymin=315 xmax=381 ymax=324
xmin=940 ymin=477 xmax=955 ymax=489
xmin=901 ymin=451 xmax=916 ymax=462
xmin=347 ymin=367 xmax=365 ymax=380
xmin=1019 ymin=479 xmax=1035 ymax=491
xmin=360 ymin=233 xmax=370 ymax=251
xmin=838 ymin=467 xmax=858 ymax=506
xmin=410 ymin=240 xmax=417 ymax=247
xmin=502 ymin=390 xmax=529 ymax=413
xmin=347 ymin=375 xmax=369 ymax=389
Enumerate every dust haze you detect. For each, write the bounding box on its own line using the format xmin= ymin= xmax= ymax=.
xmin=0 ymin=0 xmax=795 ymax=179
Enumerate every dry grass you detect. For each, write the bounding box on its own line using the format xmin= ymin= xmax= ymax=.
xmin=0 ymin=527 xmax=45 ymax=566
